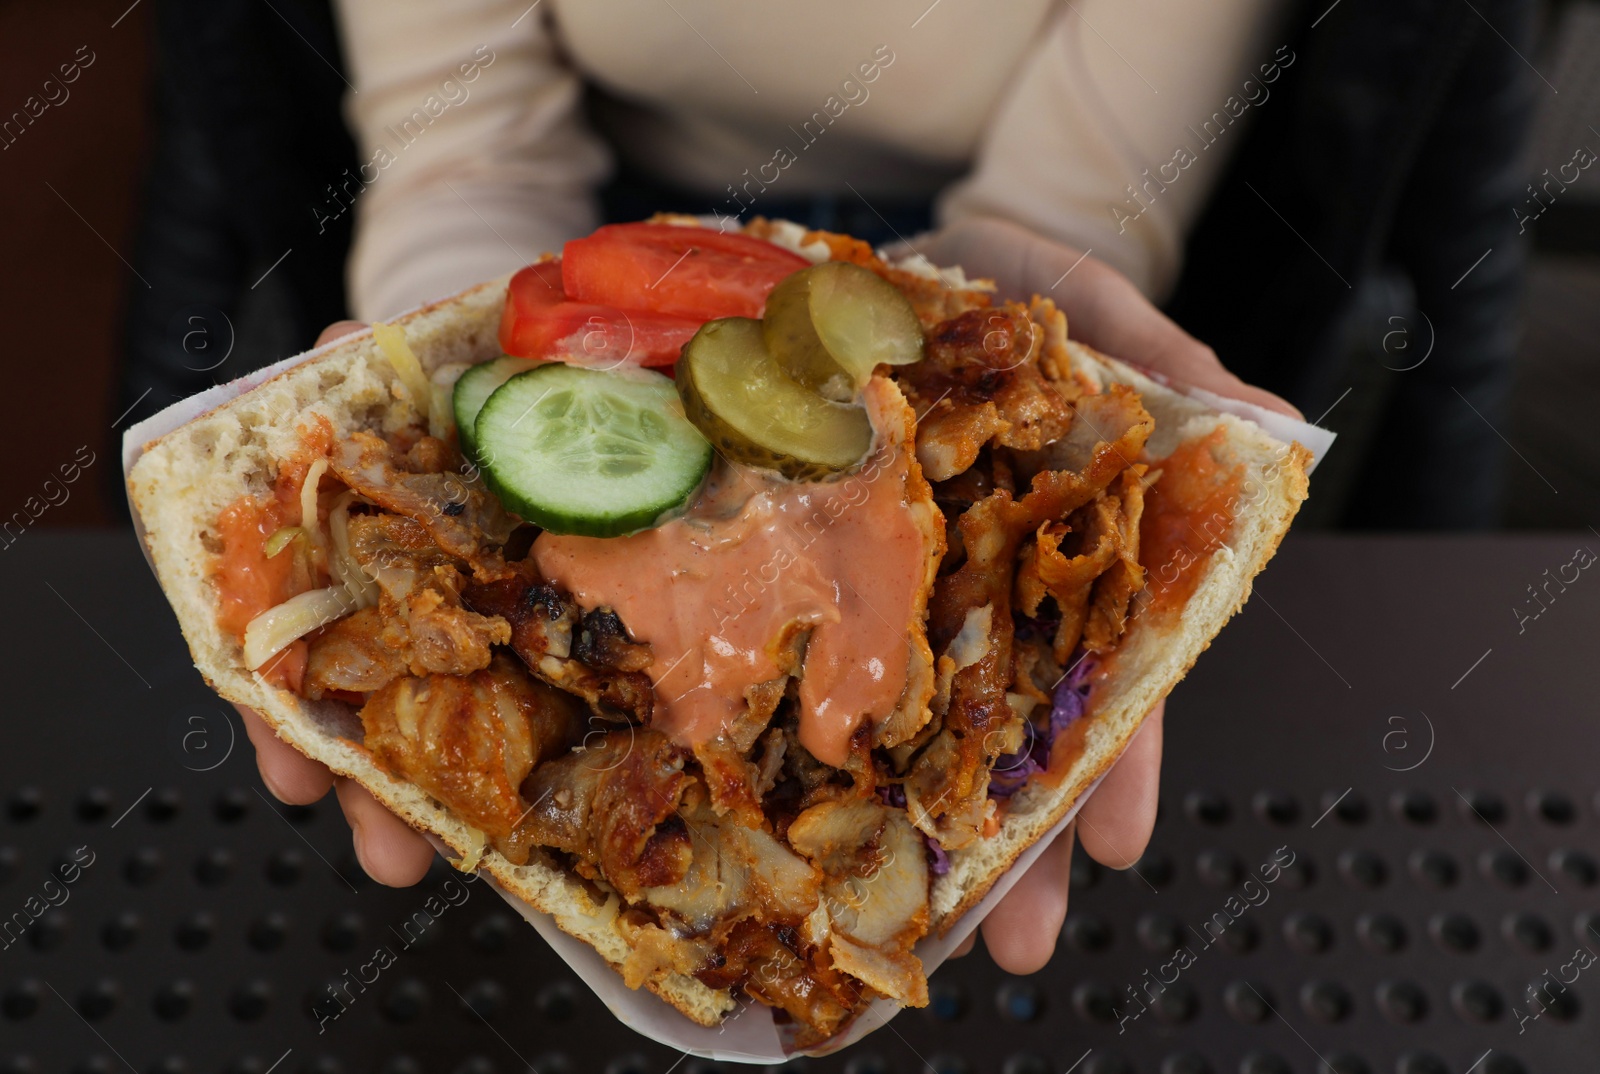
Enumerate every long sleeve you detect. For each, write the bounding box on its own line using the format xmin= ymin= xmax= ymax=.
xmin=333 ymin=0 xmax=611 ymax=320
xmin=936 ymin=0 xmax=1283 ymax=300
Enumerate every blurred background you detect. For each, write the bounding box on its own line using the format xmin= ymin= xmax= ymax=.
xmin=2 ymin=0 xmax=1597 ymax=534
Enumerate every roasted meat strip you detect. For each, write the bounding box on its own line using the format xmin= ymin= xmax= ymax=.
xmin=329 ymin=431 xmax=517 ymax=576
xmin=906 ymin=385 xmax=1153 ymax=848
xmin=303 ymin=606 xmax=409 ymax=697
xmin=304 ymin=514 xmax=511 ymax=698
xmin=896 ymin=304 xmax=1076 ymax=481
xmin=513 ymin=728 xmax=695 ymax=899
xmin=787 ymin=795 xmax=931 ymax=1007
xmin=1081 ymin=465 xmax=1150 ymax=653
xmin=359 ymin=654 xmax=583 ymax=848
xmin=462 ymin=568 xmax=656 ymax=723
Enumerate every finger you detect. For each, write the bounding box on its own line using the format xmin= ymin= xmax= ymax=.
xmin=978 ymin=824 xmax=1075 ymax=974
xmin=1076 ymin=702 xmax=1164 ymax=869
xmin=335 ymin=778 xmax=436 ymax=887
xmin=239 ymin=705 xmax=335 ymax=805
xmin=948 ymin=932 xmax=977 ymax=959
xmin=315 ymin=320 xmax=368 ymax=348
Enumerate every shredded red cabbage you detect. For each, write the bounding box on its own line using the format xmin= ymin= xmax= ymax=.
xmin=988 ymin=653 xmax=1093 ymax=799
xmin=926 ymin=836 xmax=951 ymax=875
xmin=1013 ymin=613 xmax=1061 ymax=642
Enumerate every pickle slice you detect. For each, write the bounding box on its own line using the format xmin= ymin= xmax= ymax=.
xmin=676 ymin=317 xmax=872 ymax=479
xmin=763 ymin=261 xmax=924 ymax=400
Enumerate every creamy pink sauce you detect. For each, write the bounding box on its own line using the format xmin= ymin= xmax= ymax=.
xmin=531 ymin=378 xmax=928 ymax=766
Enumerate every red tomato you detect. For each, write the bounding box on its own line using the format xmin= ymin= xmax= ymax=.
xmin=499 ymin=261 xmax=699 ymax=367
xmin=562 ymin=222 xmax=808 ymax=321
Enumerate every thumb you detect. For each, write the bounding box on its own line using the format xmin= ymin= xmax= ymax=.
xmin=315 ymin=320 xmax=368 ymax=348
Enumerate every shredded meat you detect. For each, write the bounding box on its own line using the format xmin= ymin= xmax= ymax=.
xmin=1013 ymin=463 xmax=1151 ymax=660
xmin=571 ymin=607 xmax=653 ymax=672
xmin=303 ymin=606 xmax=409 ymax=698
xmin=346 ymin=513 xmax=458 ymax=602
xmin=698 ymin=920 xmax=860 ymax=1047
xmin=896 ymin=304 xmax=1076 ymax=482
xmin=648 ymin=782 xmax=821 ymax=931
xmin=514 ymin=728 xmax=694 ymax=899
xmin=753 ymin=726 xmax=788 ymax=797
xmin=1013 ymin=381 xmax=1151 ymax=482
xmin=359 ymin=655 xmax=582 ymax=848
xmin=906 ymin=387 xmax=1153 ymax=848
xmin=330 ymin=431 xmax=516 ymax=576
xmin=786 ymin=796 xmax=888 ymax=874
xmin=1082 ymin=465 xmax=1150 ymax=653
xmin=691 ymin=676 xmax=790 ymax=824
xmin=463 ymin=569 xmax=655 ymax=722
xmin=1015 ymin=518 xmax=1114 ymax=624
xmin=405 ymin=435 xmax=454 ymax=474
xmin=402 ymin=578 xmax=511 ymax=675
xmin=914 ymin=400 xmax=1005 ymax=483
xmin=788 ymin=797 xmax=930 ymax=1007
xmin=317 ymin=512 xmax=512 ymax=685
xmin=693 ymin=736 xmax=764 ymax=826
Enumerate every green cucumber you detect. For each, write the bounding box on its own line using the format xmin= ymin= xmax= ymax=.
xmin=475 ymin=364 xmax=712 ymax=537
xmin=453 ymin=356 xmax=537 ymax=460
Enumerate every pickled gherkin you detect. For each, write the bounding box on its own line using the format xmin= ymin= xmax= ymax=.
xmin=762 ymin=261 xmax=924 ymax=399
xmin=676 ymin=317 xmax=872 ymax=479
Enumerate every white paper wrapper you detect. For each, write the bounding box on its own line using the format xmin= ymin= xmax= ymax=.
xmin=121 ymin=312 xmax=1335 ymax=1064
xmin=1166 ymin=383 xmax=1334 ymax=473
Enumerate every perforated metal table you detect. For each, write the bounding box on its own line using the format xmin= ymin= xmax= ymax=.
xmin=2 ymin=532 xmax=1596 ymax=1074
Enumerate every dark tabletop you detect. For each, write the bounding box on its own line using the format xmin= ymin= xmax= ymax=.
xmin=1 ymin=531 xmax=1597 ymax=1074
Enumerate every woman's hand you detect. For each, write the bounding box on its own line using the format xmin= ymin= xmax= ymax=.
xmin=238 ymin=319 xmax=437 ymax=888
xmin=921 ymin=216 xmax=1298 ymax=970
xmin=916 ymin=216 xmax=1301 ymax=418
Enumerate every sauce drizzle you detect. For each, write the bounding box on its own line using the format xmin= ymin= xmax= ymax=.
xmin=533 ymin=379 xmax=932 ymax=766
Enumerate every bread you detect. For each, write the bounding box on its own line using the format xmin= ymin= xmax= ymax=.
xmin=127 ymin=253 xmax=1309 ymax=1037
xmin=932 ymin=339 xmax=1309 ymax=924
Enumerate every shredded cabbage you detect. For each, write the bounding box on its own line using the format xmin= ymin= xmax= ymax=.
xmin=263 ymin=526 xmax=304 ymax=559
xmin=328 ymin=491 xmax=379 ymax=609
xmin=372 ymin=321 xmax=431 ymax=421
xmin=454 ymin=827 xmax=489 ymax=872
xmin=299 ymin=457 xmax=329 ymax=570
xmin=242 ymin=587 xmax=356 ymax=670
xmin=589 ymin=891 xmax=622 ymax=928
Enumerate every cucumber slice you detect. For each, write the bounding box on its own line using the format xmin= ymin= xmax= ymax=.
xmin=677 ymin=317 xmax=872 ymax=480
xmin=453 ymin=356 xmax=538 ymax=461
xmin=475 ymin=364 xmax=712 ymax=537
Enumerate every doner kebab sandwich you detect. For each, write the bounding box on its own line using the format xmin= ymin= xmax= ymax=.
xmin=126 ymin=217 xmax=1311 ymax=1049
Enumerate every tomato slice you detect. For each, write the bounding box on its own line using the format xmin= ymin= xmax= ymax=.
xmin=500 ymin=261 xmax=699 ymax=367
xmin=562 ymin=223 xmax=809 ymax=321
